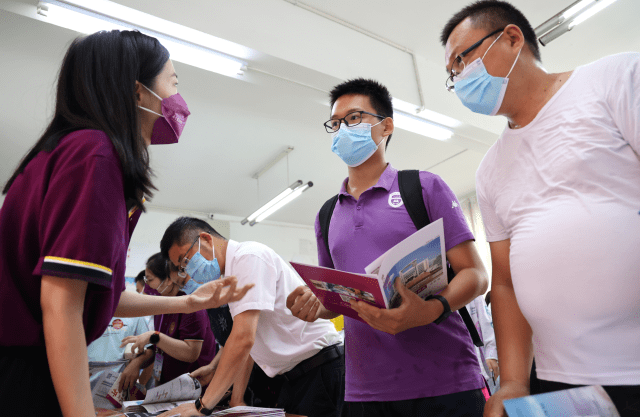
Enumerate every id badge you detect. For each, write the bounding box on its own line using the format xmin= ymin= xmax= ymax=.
xmin=153 ymin=350 xmax=163 ymax=382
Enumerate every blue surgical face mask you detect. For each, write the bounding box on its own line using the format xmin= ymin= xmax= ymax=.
xmin=180 ymin=278 xmax=200 ymax=295
xmin=184 ymin=238 xmax=222 ymax=285
xmin=453 ymin=33 xmax=522 ymax=116
xmin=331 ymin=120 xmax=385 ymax=167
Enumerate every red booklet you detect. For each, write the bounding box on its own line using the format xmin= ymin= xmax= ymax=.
xmin=290 ymin=263 xmax=384 ymax=322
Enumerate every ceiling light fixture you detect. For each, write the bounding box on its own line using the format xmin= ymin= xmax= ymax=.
xmin=241 ymin=180 xmax=314 ymax=226
xmin=535 ymin=0 xmax=619 ymax=46
xmin=36 ymin=0 xmax=245 ymax=77
xmin=241 ymin=147 xmax=313 ymax=226
xmin=393 ymin=111 xmax=454 ymax=141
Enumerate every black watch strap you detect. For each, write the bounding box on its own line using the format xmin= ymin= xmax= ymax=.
xmin=427 ymin=294 xmax=451 ymax=324
xmin=149 ymin=331 xmax=160 ymax=345
xmin=195 ymin=396 xmax=214 ymax=415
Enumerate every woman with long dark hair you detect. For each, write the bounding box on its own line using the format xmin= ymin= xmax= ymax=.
xmin=0 ymin=30 xmax=250 ymax=416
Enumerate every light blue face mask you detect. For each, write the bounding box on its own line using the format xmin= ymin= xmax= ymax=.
xmin=331 ymin=120 xmax=385 ymax=167
xmin=453 ymin=33 xmax=522 ymax=116
xmin=180 ymin=278 xmax=200 ymax=295
xmin=184 ymin=238 xmax=222 ymax=285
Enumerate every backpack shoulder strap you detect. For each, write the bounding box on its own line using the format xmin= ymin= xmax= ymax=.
xmin=318 ymin=194 xmax=339 ymax=264
xmin=397 ymin=169 xmax=430 ymax=230
xmin=398 ymin=170 xmax=484 ymax=347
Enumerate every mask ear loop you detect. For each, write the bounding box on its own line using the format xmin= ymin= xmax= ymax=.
xmin=505 ymin=46 xmax=523 ymax=79
xmin=138 ymin=84 xmax=164 ymax=117
xmin=372 ymin=118 xmax=388 ymax=148
xmin=482 ymin=32 xmax=504 ymax=60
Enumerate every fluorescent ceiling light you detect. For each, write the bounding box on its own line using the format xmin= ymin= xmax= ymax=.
xmin=393 ymin=111 xmax=454 ymax=141
xmin=241 ymin=180 xmax=302 ymax=224
xmin=392 ymin=97 xmax=461 ymax=129
xmin=241 ymin=181 xmax=313 ymax=226
xmin=252 ymin=182 xmax=313 ymax=225
xmin=537 ymin=0 xmax=619 ymax=45
xmin=562 ymin=0 xmax=596 ymax=20
xmin=37 ymin=0 xmax=245 ymax=78
xmin=569 ymin=0 xmax=618 ymax=28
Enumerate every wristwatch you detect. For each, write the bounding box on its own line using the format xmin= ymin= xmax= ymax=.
xmin=426 ymin=294 xmax=451 ymax=324
xmin=195 ymin=395 xmax=214 ymax=415
xmin=149 ymin=331 xmax=160 ymax=345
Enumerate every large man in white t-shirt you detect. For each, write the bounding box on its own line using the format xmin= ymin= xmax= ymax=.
xmin=441 ymin=1 xmax=640 ymax=416
xmin=158 ymin=217 xmax=345 ymax=417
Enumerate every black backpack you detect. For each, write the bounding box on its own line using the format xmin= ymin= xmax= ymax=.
xmin=318 ymin=169 xmax=483 ymax=347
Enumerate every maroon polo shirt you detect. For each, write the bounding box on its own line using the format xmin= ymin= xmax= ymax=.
xmin=0 ymin=129 xmax=141 ymax=347
xmin=154 ymin=300 xmax=216 ymax=385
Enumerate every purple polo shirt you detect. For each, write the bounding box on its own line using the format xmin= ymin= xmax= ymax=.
xmin=0 ymin=129 xmax=141 ymax=347
xmin=315 ymin=164 xmax=484 ymax=402
xmin=155 ymin=298 xmax=216 ymax=385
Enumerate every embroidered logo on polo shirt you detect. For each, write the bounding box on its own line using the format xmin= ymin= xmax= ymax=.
xmin=452 ymin=201 xmax=459 ymax=209
xmin=388 ymin=192 xmax=404 ymax=208
xmin=168 ymin=322 xmax=176 ymax=335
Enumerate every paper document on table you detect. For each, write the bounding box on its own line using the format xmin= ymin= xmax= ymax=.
xmin=503 ymin=385 xmax=620 ymax=417
xmin=143 ymin=373 xmax=201 ymax=404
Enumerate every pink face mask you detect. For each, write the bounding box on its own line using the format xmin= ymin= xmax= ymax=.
xmin=138 ymin=84 xmax=191 ymax=145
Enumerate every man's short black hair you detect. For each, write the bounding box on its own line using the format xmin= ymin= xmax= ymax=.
xmin=329 ymin=78 xmax=394 ymax=148
xmin=134 ymin=270 xmax=145 ymax=284
xmin=440 ymin=1 xmax=541 ymax=62
xmin=160 ymin=217 xmax=225 ymax=260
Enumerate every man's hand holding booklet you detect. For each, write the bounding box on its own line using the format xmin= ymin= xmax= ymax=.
xmin=291 ymin=218 xmax=448 ymax=331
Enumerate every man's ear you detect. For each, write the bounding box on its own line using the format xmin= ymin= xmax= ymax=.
xmin=383 ymin=117 xmax=395 ymax=138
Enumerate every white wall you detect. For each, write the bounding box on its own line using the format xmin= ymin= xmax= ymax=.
xmin=126 ymin=207 xmax=318 ymax=277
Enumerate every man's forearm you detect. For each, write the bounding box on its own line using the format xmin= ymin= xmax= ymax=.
xmin=200 ymin=333 xmax=254 ymax=409
xmin=439 ymin=266 xmax=488 ymax=312
xmin=493 ymin=284 xmax=533 ymax=387
xmin=230 ymin=356 xmax=254 ymax=407
xmin=115 ymin=290 xmax=189 ymax=317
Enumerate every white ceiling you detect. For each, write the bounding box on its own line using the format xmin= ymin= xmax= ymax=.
xmin=0 ymin=0 xmax=637 ymax=227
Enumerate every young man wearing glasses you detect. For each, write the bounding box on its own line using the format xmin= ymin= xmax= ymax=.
xmin=158 ymin=217 xmax=345 ymax=417
xmin=441 ymin=1 xmax=640 ymax=416
xmin=287 ymin=78 xmax=489 ymax=417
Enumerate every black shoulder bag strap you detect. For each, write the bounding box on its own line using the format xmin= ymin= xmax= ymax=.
xmin=319 ymin=194 xmax=340 ymax=265
xmin=398 ymin=170 xmax=484 ymax=347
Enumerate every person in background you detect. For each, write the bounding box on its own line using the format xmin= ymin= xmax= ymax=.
xmin=441 ymin=1 xmax=640 ymax=415
xmin=119 ymin=253 xmax=216 ymax=391
xmin=288 ymin=78 xmax=488 ymax=417
xmin=0 ymin=30 xmax=251 ymax=417
xmin=135 ymin=271 xmax=146 ymax=294
xmin=466 ymin=295 xmax=499 ymax=396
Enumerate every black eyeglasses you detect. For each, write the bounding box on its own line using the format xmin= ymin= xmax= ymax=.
xmin=445 ymin=27 xmax=505 ymax=92
xmin=324 ymin=111 xmax=387 ymax=133
xmin=177 ymin=236 xmax=200 ymax=278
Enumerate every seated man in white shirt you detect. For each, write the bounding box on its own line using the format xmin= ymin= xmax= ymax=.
xmin=159 ymin=217 xmax=345 ymax=417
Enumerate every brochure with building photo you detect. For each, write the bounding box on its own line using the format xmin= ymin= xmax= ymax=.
xmin=291 ymin=218 xmax=447 ymax=320
xmin=503 ymin=385 xmax=620 ymax=417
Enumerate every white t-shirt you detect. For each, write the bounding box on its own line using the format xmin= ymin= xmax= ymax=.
xmin=476 ymin=52 xmax=640 ymax=385
xmin=226 ymin=240 xmax=343 ymax=378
